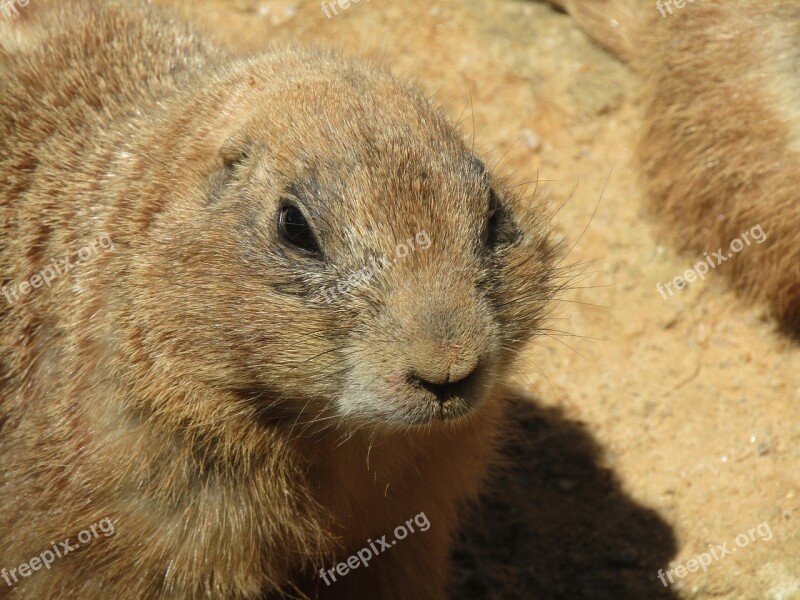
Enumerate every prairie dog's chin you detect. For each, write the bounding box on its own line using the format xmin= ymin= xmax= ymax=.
xmin=336 ymin=379 xmax=494 ymax=427
xmin=338 ymin=397 xmax=477 ymax=427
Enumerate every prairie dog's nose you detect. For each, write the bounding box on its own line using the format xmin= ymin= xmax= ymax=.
xmin=390 ymin=274 xmax=493 ymax=406
xmin=407 ymin=343 xmax=481 ymax=403
xmin=409 ymin=342 xmax=478 ymax=386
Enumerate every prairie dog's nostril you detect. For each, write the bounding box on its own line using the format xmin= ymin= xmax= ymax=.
xmin=408 ymin=347 xmax=478 ymax=387
xmin=408 ymin=362 xmax=481 ymax=404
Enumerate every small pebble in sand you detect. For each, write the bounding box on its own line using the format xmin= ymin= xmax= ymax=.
xmin=521 ymin=128 xmax=541 ymax=151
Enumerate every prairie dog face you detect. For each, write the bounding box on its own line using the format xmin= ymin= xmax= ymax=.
xmin=148 ymin=55 xmax=555 ymax=430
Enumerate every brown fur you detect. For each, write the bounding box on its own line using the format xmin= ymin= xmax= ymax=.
xmin=545 ymin=0 xmax=800 ymax=330
xmin=0 ymin=1 xmax=557 ymax=598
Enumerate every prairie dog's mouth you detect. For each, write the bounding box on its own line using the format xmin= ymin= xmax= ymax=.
xmin=413 ymin=395 xmax=477 ymax=424
xmin=354 ymin=398 xmax=478 ymax=426
xmin=407 ymin=363 xmax=488 ymax=422
xmin=337 ymin=362 xmax=496 ymax=427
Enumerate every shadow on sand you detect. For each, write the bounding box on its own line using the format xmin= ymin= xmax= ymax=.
xmin=451 ymin=395 xmax=680 ymax=599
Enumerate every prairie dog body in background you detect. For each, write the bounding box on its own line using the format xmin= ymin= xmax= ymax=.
xmin=0 ymin=1 xmax=556 ymax=598
xmin=546 ymin=0 xmax=800 ymax=330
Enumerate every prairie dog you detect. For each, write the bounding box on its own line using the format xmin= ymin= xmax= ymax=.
xmin=0 ymin=1 xmax=557 ymax=598
xmin=546 ymin=0 xmax=800 ymax=330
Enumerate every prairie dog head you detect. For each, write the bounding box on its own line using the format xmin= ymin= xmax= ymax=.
xmin=129 ymin=51 xmax=555 ymax=430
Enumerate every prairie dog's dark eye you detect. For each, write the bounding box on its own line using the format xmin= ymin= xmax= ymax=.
xmin=486 ymin=189 xmax=503 ymax=249
xmin=277 ymin=202 xmax=321 ymax=255
xmin=486 ymin=189 xmax=520 ymax=250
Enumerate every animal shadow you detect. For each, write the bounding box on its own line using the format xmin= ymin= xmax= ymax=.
xmin=450 ymin=395 xmax=680 ymax=599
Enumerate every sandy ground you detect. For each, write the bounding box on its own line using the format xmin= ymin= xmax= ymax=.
xmin=157 ymin=1 xmax=800 ymax=597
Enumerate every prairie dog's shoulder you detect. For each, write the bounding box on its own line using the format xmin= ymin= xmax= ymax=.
xmin=545 ymin=0 xmax=800 ymax=327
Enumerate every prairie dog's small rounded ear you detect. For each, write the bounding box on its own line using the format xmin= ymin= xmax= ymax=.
xmin=196 ymin=91 xmax=263 ymax=206
xmin=204 ymin=131 xmax=253 ymax=205
xmin=219 ymin=132 xmax=251 ymax=171
xmin=191 ymin=83 xmax=262 ymax=170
